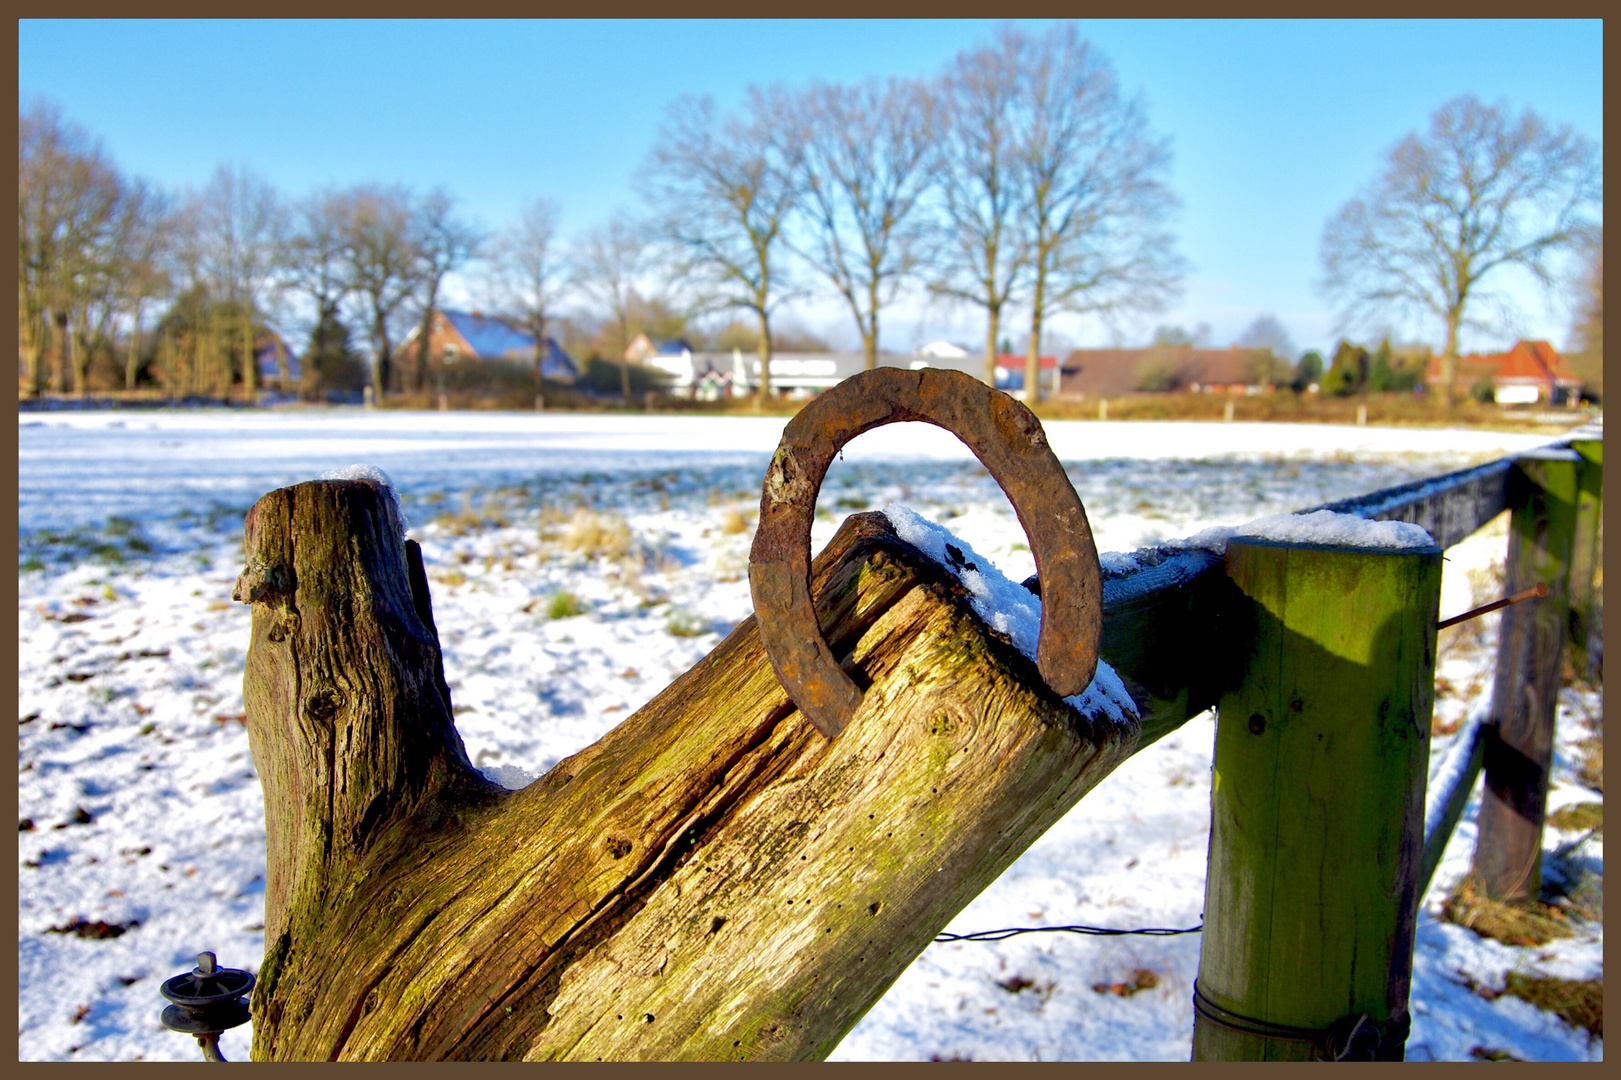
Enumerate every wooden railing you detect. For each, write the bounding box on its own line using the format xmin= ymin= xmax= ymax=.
xmin=1089 ymin=419 xmax=1602 ymax=1061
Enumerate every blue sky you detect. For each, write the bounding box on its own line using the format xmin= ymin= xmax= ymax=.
xmin=19 ymin=19 xmax=1603 ymax=356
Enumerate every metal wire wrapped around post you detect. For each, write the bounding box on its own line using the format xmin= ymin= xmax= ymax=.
xmin=749 ymin=367 xmax=1102 ymax=738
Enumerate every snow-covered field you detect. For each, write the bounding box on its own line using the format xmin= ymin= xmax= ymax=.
xmin=17 ymin=410 xmax=1602 ymax=1062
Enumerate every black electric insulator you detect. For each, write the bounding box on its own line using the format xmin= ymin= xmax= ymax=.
xmin=160 ymin=952 xmax=254 ymax=1061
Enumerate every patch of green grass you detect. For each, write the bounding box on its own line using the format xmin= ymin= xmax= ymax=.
xmin=1575 ymin=734 xmax=1603 ymax=794
xmin=1548 ymin=802 xmax=1603 ymax=835
xmin=1442 ymin=876 xmax=1574 ymax=947
xmin=547 ymin=592 xmax=588 ymax=620
xmin=1500 ymin=974 xmax=1603 ymax=1039
xmin=665 ymin=608 xmax=710 ymax=638
xmin=20 ymin=557 xmax=45 ymax=573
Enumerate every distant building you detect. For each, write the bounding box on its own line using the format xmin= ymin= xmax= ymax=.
xmin=901 ymin=351 xmax=987 ymax=380
xmin=994 ymin=353 xmax=1061 ymax=396
xmin=1426 ymin=340 xmax=1582 ymax=405
xmin=254 ymin=330 xmax=301 ymax=393
xmin=694 ymin=351 xmax=869 ymax=398
xmin=396 ymin=309 xmax=578 ymax=381
xmin=628 ymin=336 xmax=700 ymax=390
xmin=661 ymin=347 xmax=1072 ymax=399
xmin=674 ymin=351 xmax=977 ymax=398
xmin=1059 ymin=345 xmax=1277 ymax=398
xmin=915 ymin=340 xmax=973 ymax=359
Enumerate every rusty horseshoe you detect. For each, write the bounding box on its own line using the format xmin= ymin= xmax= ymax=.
xmin=748 ymin=367 xmax=1102 ymax=739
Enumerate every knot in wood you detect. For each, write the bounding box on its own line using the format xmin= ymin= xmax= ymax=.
xmin=232 ymin=560 xmax=294 ymax=606
xmin=303 ymin=687 xmax=345 ymax=725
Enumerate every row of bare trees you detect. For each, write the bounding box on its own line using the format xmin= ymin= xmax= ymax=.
xmin=19 ymin=22 xmax=1181 ymax=407
xmin=643 ymin=22 xmax=1182 ymax=402
xmin=17 ymin=96 xmax=680 ymax=406
xmin=22 ymin=25 xmax=1598 ymax=409
xmin=20 ymin=105 xmax=311 ymax=401
xmin=19 ymin=102 xmax=541 ymax=402
xmin=19 ymin=102 xmax=163 ymax=397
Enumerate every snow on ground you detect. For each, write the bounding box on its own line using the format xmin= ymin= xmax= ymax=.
xmin=17 ymin=409 xmax=1599 ymax=1061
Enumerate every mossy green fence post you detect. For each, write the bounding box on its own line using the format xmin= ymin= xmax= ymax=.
xmin=1472 ymin=450 xmax=1582 ymax=902
xmin=1567 ymin=439 xmax=1602 ymax=679
xmin=1192 ymin=537 xmax=1442 ymax=1062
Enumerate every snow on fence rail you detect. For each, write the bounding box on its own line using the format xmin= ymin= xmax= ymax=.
xmin=1087 ymin=418 xmax=1600 ymax=1061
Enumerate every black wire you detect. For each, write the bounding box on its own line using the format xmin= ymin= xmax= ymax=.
xmin=934 ymin=923 xmax=1203 ymax=943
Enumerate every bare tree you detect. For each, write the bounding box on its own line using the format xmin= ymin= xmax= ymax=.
xmin=116 ymin=180 xmax=173 ymax=391
xmin=1565 ymin=226 xmax=1602 ymax=398
xmin=485 ymin=196 xmax=564 ymax=396
xmin=343 ymin=185 xmax=421 ymax=400
xmin=927 ymin=34 xmax=1027 ymax=386
xmin=1320 ymin=95 xmax=1602 ymax=408
xmin=792 ymin=76 xmax=938 ymax=371
xmin=1236 ymin=313 xmax=1297 ymax=386
xmin=164 ymin=192 xmax=256 ymax=399
xmin=185 ymin=164 xmax=285 ymax=397
xmin=17 ymin=99 xmax=123 ymax=396
xmin=283 ymin=188 xmax=359 ymax=393
xmin=63 ymin=189 xmax=128 ymax=396
xmin=409 ymin=188 xmax=484 ymax=393
xmin=640 ymin=88 xmax=802 ymax=404
xmin=572 ymin=212 xmax=648 ymax=401
xmin=59 ymin=174 xmax=171 ymax=395
xmin=1010 ymin=24 xmax=1182 ymax=402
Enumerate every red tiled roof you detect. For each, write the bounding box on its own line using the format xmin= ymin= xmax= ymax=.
xmin=1426 ymin=341 xmax=1579 ymax=386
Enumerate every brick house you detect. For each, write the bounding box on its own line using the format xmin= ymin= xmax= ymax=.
xmin=395 ymin=309 xmax=578 ymax=381
xmin=1426 ymin=340 xmax=1583 ymax=405
xmin=254 ymin=330 xmax=301 ymax=393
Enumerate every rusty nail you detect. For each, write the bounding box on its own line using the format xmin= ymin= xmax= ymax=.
xmin=1437 ymin=581 xmax=1547 ymax=631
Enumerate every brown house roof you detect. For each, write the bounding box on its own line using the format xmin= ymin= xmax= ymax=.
xmin=1059 ymin=346 xmax=1273 ymax=397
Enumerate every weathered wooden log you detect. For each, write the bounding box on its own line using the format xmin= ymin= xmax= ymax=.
xmin=234 ymin=478 xmax=1142 ymax=1061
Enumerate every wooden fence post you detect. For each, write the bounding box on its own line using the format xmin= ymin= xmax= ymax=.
xmin=1566 ymin=439 xmax=1602 ymax=679
xmin=1192 ymin=537 xmax=1442 ymax=1061
xmin=1472 ymin=450 xmax=1581 ymax=901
